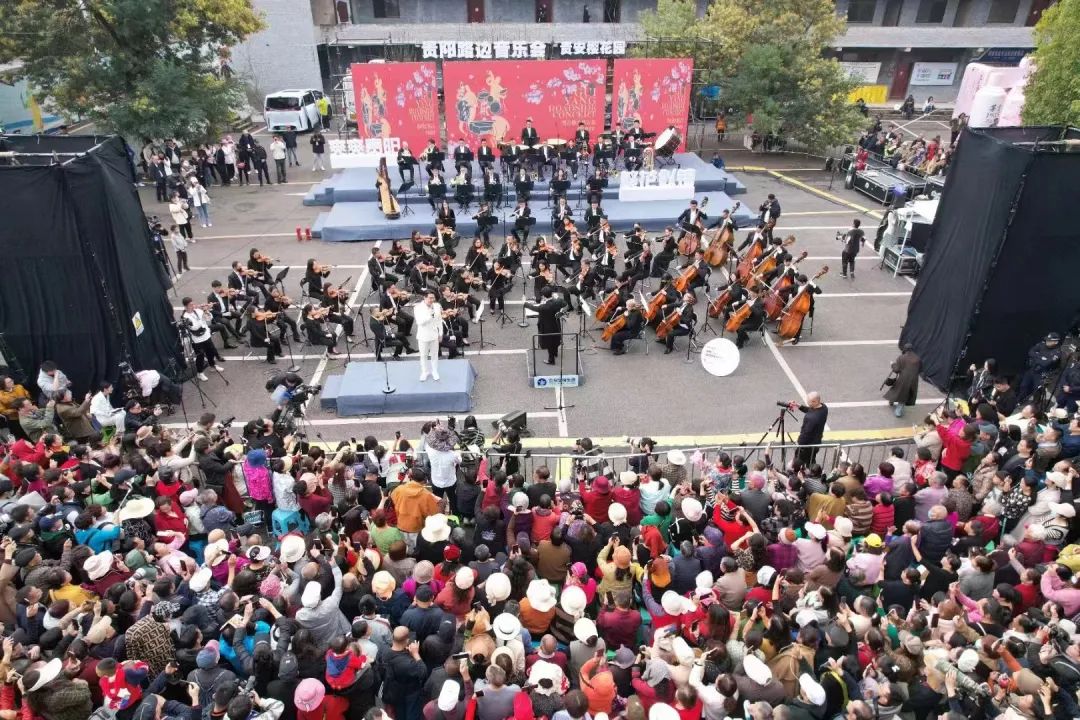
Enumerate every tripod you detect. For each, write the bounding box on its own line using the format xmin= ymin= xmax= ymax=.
xmin=399 ymin=184 xmax=416 ymax=217
xmin=745 ymin=403 xmax=800 ymax=465
xmin=178 ymin=329 xmax=219 ymax=409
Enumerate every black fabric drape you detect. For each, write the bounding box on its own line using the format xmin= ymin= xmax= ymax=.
xmin=0 ymin=135 xmax=179 ymax=395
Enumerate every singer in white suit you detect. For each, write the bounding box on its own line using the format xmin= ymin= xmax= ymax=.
xmin=414 ymin=291 xmax=442 ymax=382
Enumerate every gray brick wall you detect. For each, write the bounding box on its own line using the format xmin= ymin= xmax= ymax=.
xmin=232 ymin=0 xmax=323 ymax=102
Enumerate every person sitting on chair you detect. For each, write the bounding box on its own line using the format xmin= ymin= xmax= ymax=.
xmin=369 ymin=308 xmax=410 ymax=361
xmin=246 ymin=306 xmax=283 ymax=364
xmin=609 ymin=299 xmax=645 ymax=356
xmin=302 ymin=304 xmax=339 ymax=357
xmin=661 ymin=292 xmax=697 ymax=354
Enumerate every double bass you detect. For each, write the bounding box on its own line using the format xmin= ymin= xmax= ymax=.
xmin=734 ymin=219 xmax=776 ymax=280
xmin=677 ymin=197 xmax=709 ymax=257
xmin=376 ymin=158 xmax=401 ymax=220
xmin=777 ymin=267 xmax=829 ymax=340
xmin=702 ymin=225 xmax=734 ymax=268
xmin=745 ymin=235 xmax=796 ymax=283
xmin=762 ymin=250 xmax=808 ymax=320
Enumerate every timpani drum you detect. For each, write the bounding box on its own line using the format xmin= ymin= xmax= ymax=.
xmin=654 ymin=127 xmax=681 ymax=157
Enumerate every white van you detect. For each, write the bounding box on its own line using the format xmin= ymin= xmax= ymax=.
xmin=264 ymin=89 xmax=324 ymax=132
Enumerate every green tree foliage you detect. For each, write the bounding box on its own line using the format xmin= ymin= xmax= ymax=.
xmin=635 ymin=0 xmax=861 ymax=150
xmin=0 ymin=0 xmax=264 ymax=142
xmin=1023 ymin=0 xmax=1080 ymax=127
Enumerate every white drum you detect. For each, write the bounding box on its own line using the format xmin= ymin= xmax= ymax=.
xmin=654 ymin=127 xmax=681 ymax=157
xmin=700 ymin=338 xmax=741 ymax=377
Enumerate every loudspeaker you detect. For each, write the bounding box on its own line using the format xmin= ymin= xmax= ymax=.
xmin=901 ymin=126 xmax=1080 ymax=391
xmin=492 ymin=409 xmax=527 ymax=431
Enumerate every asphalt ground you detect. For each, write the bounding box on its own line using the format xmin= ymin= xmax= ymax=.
xmin=145 ymin=128 xmax=944 ymax=450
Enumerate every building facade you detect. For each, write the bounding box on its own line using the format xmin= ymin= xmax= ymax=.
xmin=231 ymin=0 xmax=1045 ymax=110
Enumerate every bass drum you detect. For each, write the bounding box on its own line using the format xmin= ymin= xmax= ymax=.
xmin=654 ymin=127 xmax=681 ymax=157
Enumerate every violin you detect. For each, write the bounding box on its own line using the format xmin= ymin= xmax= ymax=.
xmin=252 ymin=308 xmax=278 ymax=321
xmin=763 ymin=251 xmax=808 ymax=321
xmin=777 ymin=267 xmax=829 ymax=340
xmin=312 ymin=261 xmax=335 ymax=274
xmin=307 ymin=306 xmax=331 ymax=320
xmin=271 ymin=291 xmax=294 ymax=307
xmin=387 ymin=287 xmax=412 ymax=302
xmin=594 ymin=281 xmax=624 ymax=322
xmin=252 ymin=251 xmax=276 ymax=265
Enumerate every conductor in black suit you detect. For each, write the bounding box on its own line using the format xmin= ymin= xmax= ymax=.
xmin=524 ymin=286 xmax=567 ymax=366
xmin=792 ymin=392 xmax=828 ymax=464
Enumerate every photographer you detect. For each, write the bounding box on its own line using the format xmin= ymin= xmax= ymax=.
xmin=123 ymin=398 xmax=162 ymax=437
xmin=180 ymin=297 xmax=226 ymax=382
xmin=194 ymin=435 xmax=239 ymax=493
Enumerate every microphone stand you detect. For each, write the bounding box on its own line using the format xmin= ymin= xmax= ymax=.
xmin=381 ymin=361 xmax=396 ymax=395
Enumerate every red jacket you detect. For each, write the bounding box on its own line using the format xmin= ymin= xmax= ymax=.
xmin=936 ymin=423 xmax=972 ymax=471
xmin=580 ymin=488 xmax=613 ymax=524
xmin=611 ymin=487 xmax=643 ymax=526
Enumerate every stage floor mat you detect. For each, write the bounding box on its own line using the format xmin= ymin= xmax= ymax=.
xmin=325 ymin=359 xmax=476 ymax=415
xmin=313 ymin=192 xmax=755 ymax=242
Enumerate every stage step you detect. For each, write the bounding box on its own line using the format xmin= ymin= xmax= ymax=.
xmin=311 ymin=211 xmax=329 ymax=239
xmin=319 ymin=374 xmax=343 ymax=411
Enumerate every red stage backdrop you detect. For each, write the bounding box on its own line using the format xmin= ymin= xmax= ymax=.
xmin=442 ymin=60 xmax=606 ymax=147
xmin=612 ymin=58 xmax=694 ymax=151
xmin=350 ymin=62 xmax=439 ymax=152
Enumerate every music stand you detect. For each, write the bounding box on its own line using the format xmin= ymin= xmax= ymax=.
xmin=398 ymin=181 xmax=416 ymax=217
xmin=514 ymin=180 xmax=534 ymax=203
xmin=484 ymin=182 xmax=504 ymax=209
xmin=428 ymin=184 xmax=446 ymax=214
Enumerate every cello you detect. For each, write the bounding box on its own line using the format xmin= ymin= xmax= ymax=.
xmin=707 ymin=282 xmax=736 ymax=319
xmin=745 ymin=235 xmax=796 ymax=283
xmin=594 ymin=281 xmax=624 ymax=322
xmin=643 ymin=286 xmax=670 ymax=323
xmin=376 ymin=158 xmax=401 ymax=220
xmin=777 ymin=267 xmax=829 ymax=340
xmin=601 ymin=307 xmax=630 ymax=342
xmin=762 ymin=250 xmax=808 ymax=320
xmin=702 ymin=225 xmax=734 ymax=267
xmin=655 ymin=303 xmax=687 ymax=340
xmin=672 ymin=261 xmax=699 ymax=294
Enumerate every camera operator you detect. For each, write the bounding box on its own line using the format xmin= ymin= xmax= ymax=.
xmin=244 ymin=416 xmax=287 ymax=457
xmin=626 ymin=436 xmax=656 ymax=475
xmin=785 ymin=391 xmax=829 ymax=464
xmin=122 ymin=399 xmax=162 ymax=437
xmin=194 ymin=433 xmax=240 ymax=494
xmin=181 ymin=297 xmax=226 ymax=382
xmin=1017 ymin=332 xmax=1063 ymax=404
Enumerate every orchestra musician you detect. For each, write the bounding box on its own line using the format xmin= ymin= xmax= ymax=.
xmin=427 ymin=168 xmax=446 ymax=210
xmin=408 ymin=255 xmax=439 ymax=295
xmin=452 ymin=137 xmax=473 ymax=172
xmin=441 ymin=284 xmax=481 ymax=326
xmin=566 ymin=259 xmax=598 ymax=313
xmin=627 ymin=118 xmax=645 ymax=140
xmin=432 ymin=220 xmax=459 ymax=259
xmin=472 ymin=201 xmax=496 ymax=246
xmin=707 ymin=204 xmax=740 ymax=233
xmin=266 ymin=288 xmax=302 ymax=343
xmin=477 ymin=138 xmax=495 ymax=171
xmin=682 ymin=249 xmax=712 ymax=293
xmin=421 ymin=138 xmax=444 ymax=174
xmin=594 ymin=236 xmax=619 ymax=281
xmin=776 ymin=273 xmax=822 ymax=346
xmin=465 ymin=237 xmax=490 ymax=275
xmin=564 ymin=236 xmax=586 ymax=279
xmin=623 ymin=134 xmax=644 ymax=171
xmin=718 ymin=278 xmax=749 ymax=323
xmin=731 ymin=286 xmax=766 ymax=349
xmin=486 ymin=260 xmax=514 ymax=315
xmin=624 ymin=224 xmax=647 ymax=256
xmin=521 ymin=118 xmax=539 ymax=148
xmin=525 ymin=286 xmax=568 ymax=366
xmin=737 ymin=220 xmax=769 ymax=254
xmin=246 ymin=305 xmax=283 ymax=364
xmin=302 ymin=304 xmax=339 ymax=357
xmin=207 ymin=281 xmax=243 ymax=348
xmin=511 ymin=199 xmax=533 ymax=244
xmin=652 ymin=226 xmax=678 ymax=278
xmin=513 ymin=166 xmax=532 ymax=203
xmin=180 ymin=298 xmax=225 ymax=380
xmin=554 ymin=216 xmax=575 ymax=251
xmin=450 ymin=167 xmax=473 ymax=209
xmin=594 ymin=217 xmax=615 ymax=250
xmin=586 ymin=168 xmax=606 ymax=205
xmin=387 ymin=240 xmax=413 ymax=273
xmin=609 ymin=299 xmax=645 ymax=356
xmin=414 ymin=291 xmax=443 ymax=382
xmin=380 ymin=282 xmax=415 ymax=337
xmin=397 ymin=141 xmax=417 ymax=184
xmin=367 ymin=248 xmax=398 ymax=287
xmin=759 ymin=193 xmax=782 ymax=227
xmin=537 ymin=142 xmax=557 ymax=181
xmin=584 ymin=199 xmax=606 ymax=237
xmin=676 ymin=199 xmax=707 ymax=244
xmin=647 ymin=275 xmax=679 ymax=324
xmin=529 ymin=259 xmax=555 ymax=302
xmin=549 ymin=167 xmax=570 ymax=204
xmin=228 ymin=260 xmax=263 ymax=304
xmin=370 ymin=308 xmax=408 ymax=361
xmin=501 ymin=142 xmax=521 ymax=174
xmin=481 ymin=166 xmax=502 ymax=207
xmin=305 ymin=259 xmax=333 ymax=296
xmin=497 ymin=235 xmax=523 ymax=273
xmin=436 ymin=200 xmax=457 ymax=231
xmin=623 ymin=243 xmax=652 ymax=291
xmin=661 ymin=292 xmax=697 ymax=354
xmin=247 ymin=248 xmax=275 ymax=286
xmin=320 ymin=283 xmax=356 ymax=339
xmin=574 ymin=122 xmax=590 ymax=152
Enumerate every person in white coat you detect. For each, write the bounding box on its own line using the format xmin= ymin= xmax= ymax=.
xmin=90 ymin=381 xmax=125 ymax=433
xmin=414 ymin=291 xmax=443 ymax=382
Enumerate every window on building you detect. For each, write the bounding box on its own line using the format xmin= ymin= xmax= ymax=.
xmin=847 ymin=0 xmax=877 ymax=23
xmin=987 ymin=0 xmax=1019 ymax=23
xmin=373 ymin=0 xmax=400 ymax=19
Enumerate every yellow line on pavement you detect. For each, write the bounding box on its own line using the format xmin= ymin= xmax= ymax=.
xmin=727 ymin=166 xmax=884 ymax=221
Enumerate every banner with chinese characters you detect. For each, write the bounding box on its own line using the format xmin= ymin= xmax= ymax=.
xmin=442 ymin=60 xmax=606 ymax=147
xmin=421 ymin=40 xmax=626 ymax=60
xmin=611 ymin=58 xmax=694 ymax=151
xmin=349 ymin=62 xmax=439 ymax=155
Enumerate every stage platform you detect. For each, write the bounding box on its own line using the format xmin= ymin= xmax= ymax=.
xmin=303 ymin=152 xmax=746 ymax=206
xmin=321 ymin=359 xmax=476 ymax=415
xmin=312 ymin=192 xmax=756 ymax=242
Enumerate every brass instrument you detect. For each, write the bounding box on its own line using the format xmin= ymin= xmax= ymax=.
xmin=643 ymin=145 xmax=656 ymax=172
